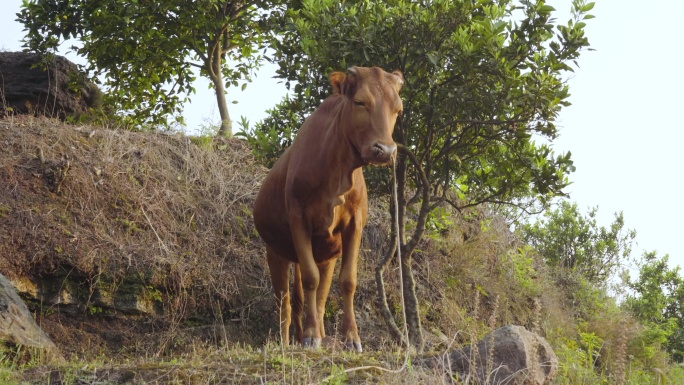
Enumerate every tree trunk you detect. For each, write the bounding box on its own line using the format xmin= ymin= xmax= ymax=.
xmin=375 ymin=186 xmax=406 ymax=344
xmin=208 ymin=50 xmax=232 ymax=137
xmin=212 ymin=72 xmax=232 ymax=137
xmin=375 ymin=243 xmax=405 ymax=344
xmin=400 ymin=246 xmax=423 ymax=351
xmin=395 ymin=152 xmax=424 ymax=352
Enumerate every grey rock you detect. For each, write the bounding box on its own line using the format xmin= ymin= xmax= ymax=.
xmin=0 ymin=272 xmax=64 ymax=363
xmin=0 ymin=51 xmax=100 ymax=119
xmin=426 ymin=325 xmax=558 ymax=385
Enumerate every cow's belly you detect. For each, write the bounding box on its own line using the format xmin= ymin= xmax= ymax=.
xmin=309 ymin=200 xmax=351 ymax=262
xmin=259 ymin=204 xmax=351 ymax=264
xmin=261 ymin=224 xmax=344 ymax=264
xmin=311 ymin=231 xmax=343 ymax=263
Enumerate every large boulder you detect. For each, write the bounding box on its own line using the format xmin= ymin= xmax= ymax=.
xmin=0 ymin=272 xmax=64 ymax=363
xmin=0 ymin=52 xmax=100 ymax=119
xmin=426 ymin=325 xmax=558 ymax=385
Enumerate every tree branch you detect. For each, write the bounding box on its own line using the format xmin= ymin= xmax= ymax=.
xmin=398 ymin=144 xmax=430 ymax=254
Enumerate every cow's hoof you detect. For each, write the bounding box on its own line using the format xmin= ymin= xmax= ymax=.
xmin=302 ymin=337 xmax=321 ymax=349
xmin=345 ymin=340 xmax=363 ymax=353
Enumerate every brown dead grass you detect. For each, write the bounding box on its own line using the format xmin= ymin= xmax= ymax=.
xmin=0 ymin=115 xmax=272 ymax=357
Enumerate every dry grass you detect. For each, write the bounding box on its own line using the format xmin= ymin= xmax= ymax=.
xmin=0 ymin=115 xmax=271 ymax=356
xmin=10 ymin=341 xmax=450 ymax=384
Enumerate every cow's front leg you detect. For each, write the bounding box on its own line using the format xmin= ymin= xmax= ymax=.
xmin=340 ymin=217 xmax=363 ymax=352
xmin=289 ymin=211 xmax=322 ymax=348
xmin=315 ymin=260 xmax=336 ymax=339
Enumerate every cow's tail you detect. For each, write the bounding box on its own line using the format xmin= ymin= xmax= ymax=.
xmin=292 ymin=263 xmax=304 ymax=342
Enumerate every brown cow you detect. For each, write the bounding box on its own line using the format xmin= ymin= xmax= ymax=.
xmin=253 ymin=67 xmax=403 ymax=351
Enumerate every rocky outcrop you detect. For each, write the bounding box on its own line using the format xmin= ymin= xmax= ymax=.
xmin=426 ymin=325 xmax=558 ymax=385
xmin=0 ymin=272 xmax=64 ymax=363
xmin=10 ymin=273 xmax=162 ymax=317
xmin=0 ymin=52 xmax=100 ymax=119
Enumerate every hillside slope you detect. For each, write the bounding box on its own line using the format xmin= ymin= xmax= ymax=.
xmin=0 ymin=116 xmax=276 ymax=355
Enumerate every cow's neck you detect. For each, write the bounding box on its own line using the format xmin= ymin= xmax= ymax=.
xmin=322 ymin=114 xmax=360 ymax=199
xmin=306 ymin=105 xmax=361 ymax=200
xmin=291 ymin=98 xmax=363 ymax=203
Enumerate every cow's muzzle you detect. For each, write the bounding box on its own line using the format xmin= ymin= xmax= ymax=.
xmin=371 ymin=143 xmax=397 ymax=164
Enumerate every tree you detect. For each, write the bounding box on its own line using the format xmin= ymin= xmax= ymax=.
xmin=19 ymin=0 xmax=279 ymax=135
xmin=625 ymin=252 xmax=684 ymax=362
xmin=520 ymin=201 xmax=636 ymax=285
xmin=248 ymin=0 xmax=594 ymax=350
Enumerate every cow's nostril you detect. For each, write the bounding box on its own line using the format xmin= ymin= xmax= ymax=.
xmin=372 ymin=143 xmax=397 ymax=160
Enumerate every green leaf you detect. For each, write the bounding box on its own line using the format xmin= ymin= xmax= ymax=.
xmin=581 ymin=2 xmax=596 ymax=12
xmin=426 ymin=52 xmax=439 ymax=66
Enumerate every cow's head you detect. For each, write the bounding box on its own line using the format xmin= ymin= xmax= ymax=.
xmin=330 ymin=66 xmax=403 ymax=166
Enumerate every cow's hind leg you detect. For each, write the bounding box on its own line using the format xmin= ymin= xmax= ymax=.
xmin=292 ymin=264 xmax=304 ymax=343
xmin=266 ymin=245 xmax=292 ymax=347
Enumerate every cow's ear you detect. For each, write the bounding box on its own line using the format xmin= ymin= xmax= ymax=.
xmin=391 ymin=70 xmax=404 ymax=91
xmin=329 ymin=72 xmax=346 ymax=94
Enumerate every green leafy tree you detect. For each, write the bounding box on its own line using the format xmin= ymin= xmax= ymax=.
xmin=248 ymin=0 xmax=594 ymax=350
xmin=19 ymin=0 xmax=279 ymax=134
xmin=238 ymin=96 xmax=300 ymax=167
xmin=520 ymin=201 xmax=636 ymax=285
xmin=625 ymin=252 xmax=684 ymax=362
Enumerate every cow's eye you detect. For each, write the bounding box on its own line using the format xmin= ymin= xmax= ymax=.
xmin=353 ymin=100 xmax=365 ymax=107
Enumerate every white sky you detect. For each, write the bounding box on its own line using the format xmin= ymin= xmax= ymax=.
xmin=2 ymin=0 xmax=682 ymax=271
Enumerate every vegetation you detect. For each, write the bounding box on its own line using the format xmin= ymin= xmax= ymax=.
xmin=521 ymin=202 xmax=684 ymax=369
xmin=518 ymin=203 xmax=684 ymax=383
xmin=520 ymin=201 xmax=637 ymax=286
xmin=19 ymin=0 xmax=281 ymax=134
xmin=625 ymin=251 xmax=684 ymax=363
